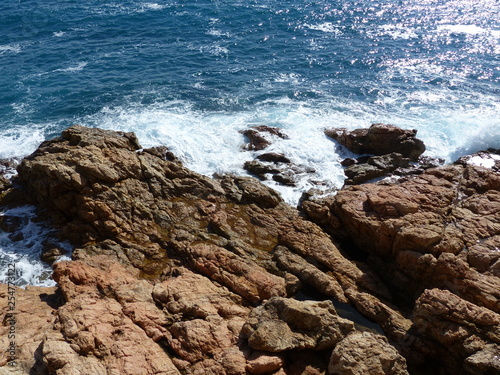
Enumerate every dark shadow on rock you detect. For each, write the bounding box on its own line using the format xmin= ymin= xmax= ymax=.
xmin=39 ymin=289 xmax=65 ymax=309
xmin=29 ymin=341 xmax=49 ymax=375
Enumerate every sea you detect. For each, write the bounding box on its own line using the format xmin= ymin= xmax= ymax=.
xmin=1 ymin=0 xmax=499 ymax=286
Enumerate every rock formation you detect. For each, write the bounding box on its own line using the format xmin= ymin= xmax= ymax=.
xmin=241 ymin=126 xmax=289 ymax=151
xmin=0 ymin=125 xmax=498 ymax=375
xmin=302 ymin=151 xmax=500 ymax=374
xmin=325 ymin=123 xmax=434 ymax=184
xmin=324 ymin=123 xmax=425 ymax=161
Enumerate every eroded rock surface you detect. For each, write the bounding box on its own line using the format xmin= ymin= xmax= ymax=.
xmin=328 ymin=332 xmax=409 ymax=375
xmin=243 ymin=297 xmax=355 ymax=352
xmin=0 ymin=125 xmax=497 ymax=375
xmin=1 ymin=125 xmax=406 ymax=375
xmin=303 ymin=155 xmax=500 ymax=373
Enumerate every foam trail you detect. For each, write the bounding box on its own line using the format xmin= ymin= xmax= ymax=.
xmin=0 ymin=126 xmax=46 ymax=159
xmin=0 ymin=206 xmax=73 ymax=287
xmin=88 ymin=101 xmax=375 ymax=204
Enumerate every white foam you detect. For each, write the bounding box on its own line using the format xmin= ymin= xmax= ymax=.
xmin=273 ymin=73 xmax=303 ymax=84
xmin=53 ymin=31 xmax=66 ymax=37
xmin=0 ymin=44 xmax=21 ymax=55
xmin=438 ymin=24 xmax=492 ymax=36
xmin=32 ymin=62 xmax=88 ymax=78
xmin=57 ymin=61 xmax=88 ymax=73
xmin=207 ymin=29 xmax=231 ymax=37
xmin=0 ymin=126 xmax=45 ymax=159
xmin=0 ymin=206 xmax=73 ymax=287
xmin=142 ymin=3 xmax=165 ymax=11
xmin=378 ymin=24 xmax=418 ymax=40
xmin=467 ymin=154 xmax=500 ymax=168
xmin=303 ymin=22 xmax=342 ymax=35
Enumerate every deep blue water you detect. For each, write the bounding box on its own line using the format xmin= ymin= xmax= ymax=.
xmin=0 ymin=0 xmax=499 ymax=284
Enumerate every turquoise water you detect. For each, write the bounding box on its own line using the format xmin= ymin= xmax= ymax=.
xmin=0 ymin=0 xmax=499 ymax=284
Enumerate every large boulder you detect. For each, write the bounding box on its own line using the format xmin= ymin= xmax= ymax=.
xmin=325 ymin=123 xmax=425 ymax=161
xmin=242 ymin=297 xmax=355 ymax=352
xmin=328 ymin=332 xmax=409 ymax=375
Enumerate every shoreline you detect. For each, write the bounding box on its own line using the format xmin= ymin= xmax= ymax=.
xmin=0 ymin=124 xmax=498 ymax=374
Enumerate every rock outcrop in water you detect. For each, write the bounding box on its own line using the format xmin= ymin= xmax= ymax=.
xmin=0 ymin=125 xmax=498 ymax=375
xmin=325 ymin=123 xmax=425 ymax=161
xmin=325 ymin=123 xmax=436 ymax=184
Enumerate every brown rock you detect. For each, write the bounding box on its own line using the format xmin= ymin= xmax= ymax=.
xmin=53 ymin=296 xmax=179 ymax=375
xmin=243 ymin=297 xmax=355 ymax=352
xmin=4 ymin=125 xmax=431 ymax=374
xmin=256 ymin=153 xmax=292 ymax=164
xmin=300 ymin=161 xmax=500 ymax=372
xmin=414 ymin=288 xmax=500 ymax=374
xmin=0 ymin=285 xmax=61 ymax=373
xmin=153 ymin=269 xmax=248 ymax=372
xmin=246 ymin=352 xmax=284 ymax=374
xmin=325 ymin=123 xmax=425 ymax=161
xmin=344 ymin=153 xmax=410 ymax=184
xmin=328 ymin=332 xmax=409 ymax=375
xmin=273 ymin=246 xmax=348 ymax=303
xmin=173 ymin=242 xmax=287 ymax=304
xmin=241 ymin=126 xmax=289 ymax=151
xmin=244 ymin=160 xmax=281 ymax=178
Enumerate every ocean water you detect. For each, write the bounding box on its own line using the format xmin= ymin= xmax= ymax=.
xmin=1 ymin=0 xmax=499 ymax=285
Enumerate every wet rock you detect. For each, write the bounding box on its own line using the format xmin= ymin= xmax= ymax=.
xmin=40 ymin=246 xmax=67 ymax=264
xmin=143 ymin=145 xmax=179 ymax=162
xmin=256 ymin=153 xmax=292 ymax=164
xmin=0 ymin=158 xmax=20 ymax=183
xmin=325 ymin=123 xmax=425 ymax=161
xmin=0 ymin=177 xmax=10 ymax=193
xmin=0 ymin=215 xmax=25 ymax=233
xmin=340 ymin=158 xmax=357 ymax=167
xmin=244 ymin=152 xmax=312 ymax=187
xmin=244 ymin=160 xmax=281 ymax=178
xmin=241 ymin=126 xmax=289 ymax=151
xmin=272 ymin=170 xmax=297 ymax=186
xmin=343 ymin=153 xmax=411 ymax=184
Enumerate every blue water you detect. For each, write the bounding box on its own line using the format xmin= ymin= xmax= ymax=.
xmin=0 ymin=0 xmax=499 ymax=284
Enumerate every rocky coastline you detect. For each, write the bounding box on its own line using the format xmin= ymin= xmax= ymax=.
xmin=0 ymin=124 xmax=499 ymax=375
